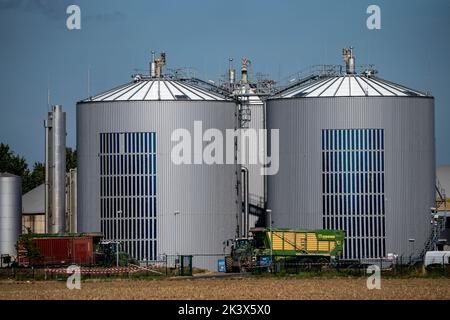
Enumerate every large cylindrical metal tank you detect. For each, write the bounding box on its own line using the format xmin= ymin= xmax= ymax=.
xmin=0 ymin=173 xmax=22 ymax=258
xmin=77 ymin=76 xmax=239 ymax=270
xmin=267 ymin=74 xmax=435 ymax=259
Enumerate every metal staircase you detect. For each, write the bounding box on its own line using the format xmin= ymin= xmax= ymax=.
xmin=417 ymin=182 xmax=448 ymax=260
xmin=419 ymin=218 xmax=446 ymax=260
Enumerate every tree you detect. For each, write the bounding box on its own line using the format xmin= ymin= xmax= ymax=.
xmin=0 ymin=143 xmax=29 ymax=177
xmin=1 ymin=143 xmax=45 ymax=194
xmin=66 ymin=147 xmax=77 ymax=171
xmin=0 ymin=143 xmax=77 ymax=194
xmin=27 ymin=162 xmax=45 ymax=191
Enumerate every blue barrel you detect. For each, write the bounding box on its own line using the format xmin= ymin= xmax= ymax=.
xmin=217 ymin=259 xmax=226 ymax=272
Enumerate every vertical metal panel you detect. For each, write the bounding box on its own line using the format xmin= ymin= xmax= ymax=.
xmin=247 ymin=103 xmax=265 ymax=212
xmin=266 ymin=96 xmax=435 ymax=258
xmin=0 ymin=174 xmax=22 ymax=257
xmin=237 ymin=98 xmax=265 ymax=228
xmin=77 ymin=100 xmax=239 ymax=270
xmin=66 ymin=169 xmax=77 ymax=233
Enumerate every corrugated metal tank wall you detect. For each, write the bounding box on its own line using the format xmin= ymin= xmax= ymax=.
xmin=0 ymin=173 xmax=22 ymax=257
xmin=266 ymin=96 xmax=435 ymax=258
xmin=239 ymin=101 xmax=265 ymax=229
xmin=247 ymin=102 xmax=265 ymax=207
xmin=77 ymin=101 xmax=239 ymax=270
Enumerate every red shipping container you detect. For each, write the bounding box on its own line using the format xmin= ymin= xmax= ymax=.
xmin=72 ymin=237 xmax=93 ymax=265
xmin=30 ymin=237 xmax=93 ymax=266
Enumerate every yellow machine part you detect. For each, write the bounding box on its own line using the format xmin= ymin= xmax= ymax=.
xmin=270 ymin=230 xmax=336 ymax=253
xmin=272 ymin=232 xmax=284 ymax=250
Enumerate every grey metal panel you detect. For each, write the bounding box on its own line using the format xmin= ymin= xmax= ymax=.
xmin=66 ymin=169 xmax=77 ymax=233
xmin=437 ymin=166 xmax=450 ymax=195
xmin=77 ymin=100 xmax=239 ymax=270
xmin=22 ymin=184 xmax=45 ymax=214
xmin=266 ymin=96 xmax=435 ymax=258
xmin=0 ymin=173 xmax=22 ymax=257
xmin=247 ymin=103 xmax=265 ymax=206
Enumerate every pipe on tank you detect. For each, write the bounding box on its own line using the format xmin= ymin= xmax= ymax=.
xmin=241 ymin=57 xmax=249 ymax=84
xmin=228 ymin=58 xmax=235 ymax=89
xmin=150 ymin=51 xmax=156 ymax=78
xmin=66 ymin=168 xmax=77 ymax=233
xmin=342 ymin=47 xmax=356 ymax=74
xmin=241 ymin=167 xmax=249 ymax=238
xmin=52 ymin=105 xmax=66 ymax=234
xmin=45 ymin=105 xmax=66 ymax=234
xmin=44 ymin=116 xmax=51 ymax=234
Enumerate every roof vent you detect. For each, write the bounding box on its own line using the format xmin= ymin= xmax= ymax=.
xmin=342 ymin=47 xmax=356 ymax=74
xmin=241 ymin=57 xmax=249 ymax=84
xmin=150 ymin=51 xmax=166 ymax=78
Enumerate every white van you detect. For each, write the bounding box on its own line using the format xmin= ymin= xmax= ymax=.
xmin=424 ymin=251 xmax=450 ymax=267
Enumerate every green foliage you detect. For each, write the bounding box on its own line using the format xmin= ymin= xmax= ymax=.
xmin=1 ymin=143 xmax=42 ymax=194
xmin=0 ymin=143 xmax=76 ymax=194
xmin=0 ymin=143 xmax=29 ymax=178
xmin=19 ymin=229 xmax=41 ymax=259
xmin=66 ymin=147 xmax=77 ymax=171
xmin=22 ymin=162 xmax=45 ymax=194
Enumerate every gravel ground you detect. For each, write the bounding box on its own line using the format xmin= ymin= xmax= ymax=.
xmin=1 ymin=277 xmax=449 ymax=300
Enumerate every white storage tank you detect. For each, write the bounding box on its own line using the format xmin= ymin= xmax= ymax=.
xmin=0 ymin=173 xmax=22 ymax=258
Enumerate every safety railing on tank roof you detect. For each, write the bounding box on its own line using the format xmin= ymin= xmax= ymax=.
xmin=275 ymin=64 xmax=378 ymax=95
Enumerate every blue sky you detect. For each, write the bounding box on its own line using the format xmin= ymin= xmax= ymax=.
xmin=0 ymin=0 xmax=449 ymax=165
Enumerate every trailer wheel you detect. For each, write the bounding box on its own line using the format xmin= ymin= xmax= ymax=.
xmin=225 ymin=256 xmax=233 ymax=273
xmin=301 ymin=258 xmax=314 ymax=271
xmin=317 ymin=257 xmax=330 ymax=270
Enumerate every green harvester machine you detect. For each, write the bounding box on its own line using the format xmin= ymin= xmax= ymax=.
xmin=225 ymin=227 xmax=345 ymax=272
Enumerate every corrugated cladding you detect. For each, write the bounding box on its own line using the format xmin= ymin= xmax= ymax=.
xmin=0 ymin=173 xmax=22 ymax=257
xmin=266 ymin=96 xmax=435 ymax=258
xmin=77 ymin=100 xmax=239 ymax=270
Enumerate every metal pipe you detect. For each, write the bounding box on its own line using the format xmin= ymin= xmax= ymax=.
xmin=266 ymin=209 xmax=272 ymax=268
xmin=241 ymin=57 xmax=249 ymax=84
xmin=228 ymin=58 xmax=235 ymax=89
xmin=263 ymin=100 xmax=267 ymax=210
xmin=67 ymin=168 xmax=77 ymax=232
xmin=44 ymin=116 xmax=51 ymax=234
xmin=241 ymin=167 xmax=249 ymax=238
xmin=52 ymin=105 xmax=66 ymax=234
xmin=342 ymin=47 xmax=356 ymax=74
xmin=150 ymin=51 xmax=156 ymax=77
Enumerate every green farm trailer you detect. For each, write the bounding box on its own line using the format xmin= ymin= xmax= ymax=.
xmin=225 ymin=227 xmax=345 ymax=272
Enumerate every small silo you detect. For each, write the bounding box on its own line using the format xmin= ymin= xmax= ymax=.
xmin=266 ymin=49 xmax=435 ymax=259
xmin=77 ymin=53 xmax=240 ymax=270
xmin=0 ymin=173 xmax=22 ymax=258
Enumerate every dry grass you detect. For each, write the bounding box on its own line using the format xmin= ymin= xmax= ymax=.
xmin=1 ymin=277 xmax=449 ymax=300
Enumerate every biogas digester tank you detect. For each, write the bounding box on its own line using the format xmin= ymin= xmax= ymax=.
xmin=77 ymin=65 xmax=239 ymax=270
xmin=266 ymin=68 xmax=435 ymax=259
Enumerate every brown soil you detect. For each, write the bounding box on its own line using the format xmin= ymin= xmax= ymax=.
xmin=1 ymin=277 xmax=449 ymax=300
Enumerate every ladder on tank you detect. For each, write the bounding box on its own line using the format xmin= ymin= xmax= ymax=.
xmin=417 ymin=182 xmax=448 ymax=260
